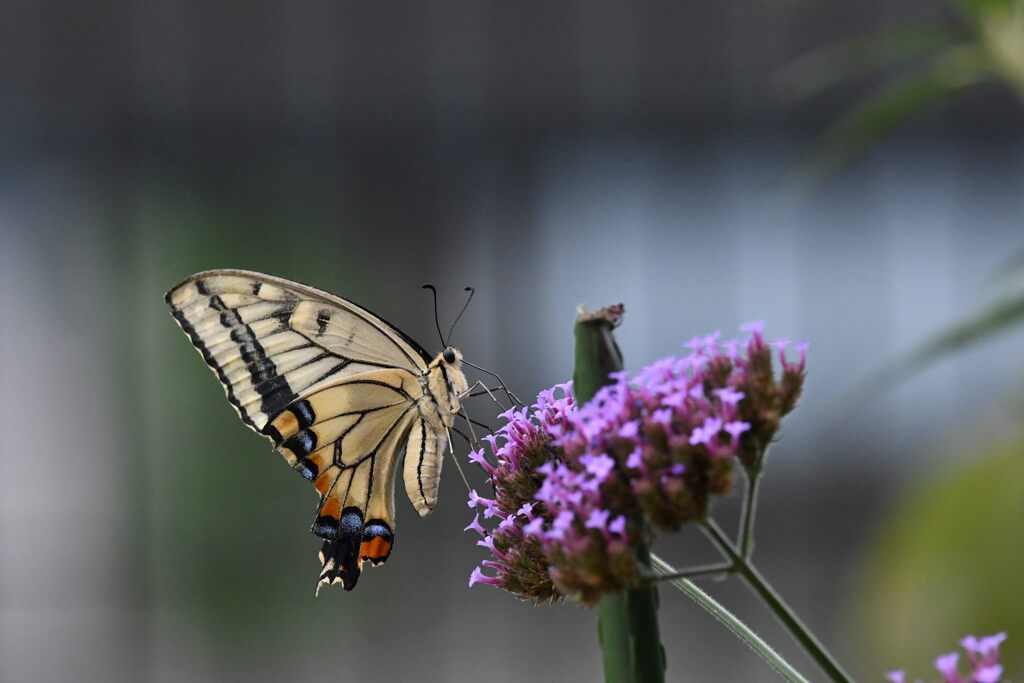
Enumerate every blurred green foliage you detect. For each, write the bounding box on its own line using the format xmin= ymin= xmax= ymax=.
xmin=795 ymin=12 xmax=1024 ymax=667
xmin=861 ymin=251 xmax=1024 ymax=395
xmin=783 ymin=0 xmax=1024 ymax=178
xmin=851 ymin=435 xmax=1024 ymax=678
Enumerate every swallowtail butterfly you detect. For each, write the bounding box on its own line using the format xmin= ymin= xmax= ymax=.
xmin=166 ymin=270 xmax=470 ymax=593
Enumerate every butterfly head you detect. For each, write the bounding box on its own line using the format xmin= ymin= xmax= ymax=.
xmin=427 ymin=346 xmax=468 ymax=418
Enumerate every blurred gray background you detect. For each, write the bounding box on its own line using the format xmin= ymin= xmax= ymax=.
xmin=2 ymin=2 xmax=1023 ymax=682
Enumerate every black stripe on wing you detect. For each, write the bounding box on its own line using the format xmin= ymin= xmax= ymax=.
xmin=208 ymin=294 xmax=297 ymax=420
xmin=167 ymin=294 xmax=263 ymax=430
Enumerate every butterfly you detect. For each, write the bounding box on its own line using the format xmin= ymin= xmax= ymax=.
xmin=165 ymin=269 xmax=474 ymax=593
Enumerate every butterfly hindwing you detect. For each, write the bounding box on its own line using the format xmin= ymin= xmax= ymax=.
xmin=241 ymin=367 xmax=424 ymax=591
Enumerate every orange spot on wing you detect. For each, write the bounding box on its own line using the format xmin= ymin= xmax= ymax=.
xmin=320 ymin=497 xmax=341 ymax=521
xmin=360 ymin=537 xmax=392 ymax=562
xmin=308 ymin=452 xmax=327 ymax=471
xmin=273 ymin=412 xmax=298 ymax=438
xmin=314 ymin=470 xmax=335 ymax=495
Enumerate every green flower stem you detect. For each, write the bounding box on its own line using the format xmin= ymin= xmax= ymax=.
xmin=649 ymin=554 xmax=810 ymax=683
xmin=643 ymin=562 xmax=733 ymax=582
xmin=739 ymin=464 xmax=762 ymax=559
xmin=574 ymin=304 xmax=665 ymax=683
xmin=596 ymin=540 xmax=666 ymax=683
xmin=701 ymin=520 xmax=855 ymax=683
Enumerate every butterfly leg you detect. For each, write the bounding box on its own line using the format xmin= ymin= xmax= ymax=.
xmin=461 ymin=361 xmax=525 ymax=408
xmin=459 ymin=379 xmax=512 ymax=414
xmin=449 ymin=425 xmax=474 ymax=446
xmin=444 ymin=427 xmax=473 ymax=494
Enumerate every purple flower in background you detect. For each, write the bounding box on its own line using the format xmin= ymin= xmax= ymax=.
xmin=618 ymin=420 xmax=640 ymax=438
xmin=935 ymin=653 xmax=960 ymax=680
xmin=740 ymin=319 xmax=765 ymax=336
xmin=585 ymin=508 xmax=611 ymax=530
xmin=626 ymin=447 xmax=644 ymax=469
xmin=466 ymin=322 xmax=806 ymax=604
xmin=714 ymin=386 xmax=745 ymax=406
xmin=887 ymin=633 xmax=1007 ymax=683
xmin=581 ymin=453 xmax=616 ymax=480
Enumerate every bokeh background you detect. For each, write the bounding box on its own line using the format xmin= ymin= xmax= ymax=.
xmin=2 ymin=2 xmax=1023 ymax=681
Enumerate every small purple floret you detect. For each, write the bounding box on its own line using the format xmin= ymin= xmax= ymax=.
xmin=934 ymin=652 xmax=959 ymax=677
xmin=468 ymin=566 xmax=500 ymax=588
xmin=463 ymin=515 xmax=486 ymax=536
xmin=585 ymin=509 xmax=610 ymax=530
xmin=976 ymin=665 xmax=1003 ymax=683
xmin=891 ymin=633 xmax=1007 ymax=683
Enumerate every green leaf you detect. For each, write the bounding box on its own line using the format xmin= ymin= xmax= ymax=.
xmin=897 ymin=274 xmax=1024 ymax=380
xmin=777 ymin=24 xmax=958 ymax=101
xmin=975 ymin=1 xmax=1024 ymax=101
xmin=650 ymin=554 xmax=810 ymax=683
xmin=950 ymin=0 xmax=1019 ymax=20
xmin=793 ymin=45 xmax=990 ymax=181
xmin=823 ymin=253 xmax=1024 ymax=429
xmin=988 ymin=246 xmax=1024 ymax=290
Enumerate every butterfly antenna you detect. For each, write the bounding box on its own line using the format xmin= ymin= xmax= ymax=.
xmin=421 ymin=284 xmax=446 ymax=347
xmin=445 ymin=286 xmax=475 ymax=346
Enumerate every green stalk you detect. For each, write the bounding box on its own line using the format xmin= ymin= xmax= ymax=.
xmin=739 ymin=462 xmax=763 ymax=559
xmin=574 ymin=304 xmax=665 ymax=683
xmin=644 ymin=562 xmax=733 ymax=582
xmin=649 ymin=554 xmax=810 ymax=683
xmin=702 ymin=520 xmax=855 ymax=683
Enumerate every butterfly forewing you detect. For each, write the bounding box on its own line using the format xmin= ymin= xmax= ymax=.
xmin=165 ymin=269 xmax=459 ymax=592
xmin=167 ymin=271 xmax=431 ymax=428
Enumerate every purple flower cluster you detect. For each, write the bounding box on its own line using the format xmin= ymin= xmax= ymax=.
xmin=886 ymin=633 xmax=1007 ymax=683
xmin=467 ymin=323 xmax=806 ymax=604
xmin=555 ymin=322 xmax=805 ymax=532
xmin=464 ymin=383 xmax=580 ymax=602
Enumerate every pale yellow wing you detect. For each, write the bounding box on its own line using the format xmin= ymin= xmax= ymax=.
xmin=165 ymin=269 xmax=433 ymax=433
xmin=165 ymin=270 xmax=443 ymax=592
xmin=259 ymin=368 xmax=423 ymax=591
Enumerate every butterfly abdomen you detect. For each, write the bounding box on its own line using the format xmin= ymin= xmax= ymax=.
xmin=403 ymin=416 xmax=446 ymax=517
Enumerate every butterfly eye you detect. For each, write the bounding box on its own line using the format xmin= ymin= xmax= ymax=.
xmin=442 ymin=348 xmax=457 ymax=364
